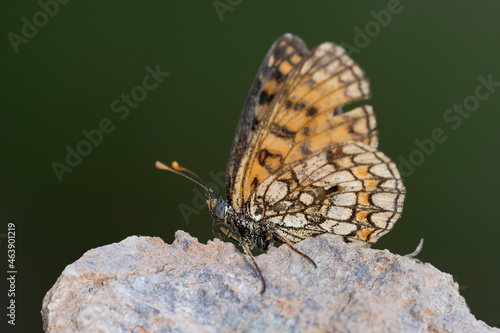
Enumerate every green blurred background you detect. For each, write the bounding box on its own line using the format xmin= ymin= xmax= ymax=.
xmin=1 ymin=1 xmax=499 ymax=331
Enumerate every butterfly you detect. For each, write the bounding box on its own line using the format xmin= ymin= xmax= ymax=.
xmin=156 ymin=34 xmax=405 ymax=293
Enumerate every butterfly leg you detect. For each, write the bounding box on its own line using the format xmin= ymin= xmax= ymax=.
xmin=273 ymin=230 xmax=317 ymax=268
xmin=212 ymin=219 xmax=231 ymax=241
xmin=218 ymin=226 xmax=240 ymax=242
xmin=219 ymin=227 xmax=267 ymax=295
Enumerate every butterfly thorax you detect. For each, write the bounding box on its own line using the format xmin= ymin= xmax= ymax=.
xmin=207 ymin=194 xmax=272 ymax=251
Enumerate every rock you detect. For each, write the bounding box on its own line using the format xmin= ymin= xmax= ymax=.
xmin=42 ymin=230 xmax=499 ymax=333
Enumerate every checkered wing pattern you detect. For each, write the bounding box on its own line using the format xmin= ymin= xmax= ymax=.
xmin=248 ymin=142 xmax=405 ymax=245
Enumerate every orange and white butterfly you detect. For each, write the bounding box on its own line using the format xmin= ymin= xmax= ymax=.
xmin=157 ymin=34 xmax=405 ymax=293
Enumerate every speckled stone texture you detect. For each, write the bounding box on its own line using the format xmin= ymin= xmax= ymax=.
xmin=42 ymin=230 xmax=499 ymax=333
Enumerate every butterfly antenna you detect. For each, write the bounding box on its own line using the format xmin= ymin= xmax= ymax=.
xmin=155 ymin=161 xmax=210 ymax=193
xmin=171 ymin=161 xmax=211 ymax=188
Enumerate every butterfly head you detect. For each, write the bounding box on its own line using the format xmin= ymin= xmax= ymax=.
xmin=207 ymin=190 xmax=228 ymax=221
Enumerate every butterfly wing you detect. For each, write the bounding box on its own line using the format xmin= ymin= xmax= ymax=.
xmin=226 ymin=34 xmax=309 ymax=201
xmin=248 ymin=141 xmax=405 ymax=245
xmin=231 ymin=40 xmax=374 ymax=212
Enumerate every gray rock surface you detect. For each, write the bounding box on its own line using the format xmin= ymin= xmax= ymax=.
xmin=42 ymin=230 xmax=499 ymax=333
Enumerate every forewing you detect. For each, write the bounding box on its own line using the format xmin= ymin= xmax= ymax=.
xmin=226 ymin=34 xmax=309 ymax=200
xmin=247 ymin=142 xmax=405 ymax=245
xmin=232 ymin=41 xmax=374 ymax=210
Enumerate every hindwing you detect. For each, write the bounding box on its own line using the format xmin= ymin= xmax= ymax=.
xmin=247 ymin=142 xmax=405 ymax=245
